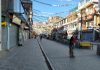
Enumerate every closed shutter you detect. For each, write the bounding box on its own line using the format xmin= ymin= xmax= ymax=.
xmin=9 ymin=24 xmax=18 ymax=48
xmin=2 ymin=27 xmax=8 ymax=50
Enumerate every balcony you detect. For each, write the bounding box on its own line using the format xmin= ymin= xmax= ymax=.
xmin=78 ymin=0 xmax=98 ymax=10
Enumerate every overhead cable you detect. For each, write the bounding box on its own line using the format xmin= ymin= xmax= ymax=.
xmin=33 ymin=0 xmax=52 ymax=6
xmin=33 ymin=15 xmax=48 ymax=18
xmin=33 ymin=0 xmax=69 ymax=7
xmin=33 ymin=17 xmax=47 ymax=21
xmin=33 ymin=9 xmax=68 ymax=15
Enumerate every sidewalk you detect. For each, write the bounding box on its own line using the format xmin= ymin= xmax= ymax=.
xmin=0 ymin=39 xmax=48 ymax=70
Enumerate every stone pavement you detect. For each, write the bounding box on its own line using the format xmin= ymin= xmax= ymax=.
xmin=0 ymin=39 xmax=49 ymax=70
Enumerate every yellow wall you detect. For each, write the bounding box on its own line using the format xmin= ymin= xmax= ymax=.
xmin=67 ymin=12 xmax=77 ymax=23
xmin=96 ymin=16 xmax=100 ymax=26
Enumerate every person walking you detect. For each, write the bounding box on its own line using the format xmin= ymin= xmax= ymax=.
xmin=69 ymin=35 xmax=77 ymax=58
xmin=40 ymin=35 xmax=42 ymax=41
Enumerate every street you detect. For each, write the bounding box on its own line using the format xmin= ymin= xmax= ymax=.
xmin=0 ymin=38 xmax=100 ymax=70
xmin=40 ymin=38 xmax=100 ymax=70
xmin=1 ymin=0 xmax=100 ymax=70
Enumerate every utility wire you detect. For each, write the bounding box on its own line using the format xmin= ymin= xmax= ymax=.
xmin=33 ymin=15 xmax=48 ymax=20
xmin=33 ymin=0 xmax=52 ymax=6
xmin=33 ymin=17 xmax=42 ymax=21
xmin=33 ymin=0 xmax=69 ymax=7
xmin=33 ymin=9 xmax=68 ymax=15
xmin=33 ymin=15 xmax=48 ymax=18
xmin=33 ymin=17 xmax=47 ymax=22
xmin=33 ymin=9 xmax=41 ymax=12
xmin=33 ymin=12 xmax=49 ymax=18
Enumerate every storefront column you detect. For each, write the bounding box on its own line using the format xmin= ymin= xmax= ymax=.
xmin=7 ymin=23 xmax=10 ymax=50
xmin=0 ymin=0 xmax=2 ymax=50
xmin=78 ymin=22 xmax=81 ymax=40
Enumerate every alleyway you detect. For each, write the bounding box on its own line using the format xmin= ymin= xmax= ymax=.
xmin=0 ymin=38 xmax=100 ymax=70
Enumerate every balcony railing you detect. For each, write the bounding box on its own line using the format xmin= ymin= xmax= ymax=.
xmin=78 ymin=0 xmax=92 ymax=7
xmin=79 ymin=0 xmax=98 ymax=8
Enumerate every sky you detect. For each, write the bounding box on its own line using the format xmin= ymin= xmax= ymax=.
xmin=33 ymin=0 xmax=81 ymax=22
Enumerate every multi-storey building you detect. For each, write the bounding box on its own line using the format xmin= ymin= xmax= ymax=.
xmin=0 ymin=0 xmax=1 ymax=50
xmin=33 ymin=22 xmax=49 ymax=35
xmin=50 ymin=7 xmax=78 ymax=39
xmin=48 ymin=16 xmax=62 ymax=36
xmin=65 ymin=9 xmax=78 ymax=39
xmin=78 ymin=0 xmax=99 ymax=41
xmin=1 ymin=0 xmax=33 ymax=50
xmin=47 ymin=0 xmax=99 ymax=41
xmin=48 ymin=16 xmax=62 ymax=24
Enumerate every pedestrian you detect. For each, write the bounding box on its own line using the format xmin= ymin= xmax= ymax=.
xmin=40 ymin=35 xmax=42 ymax=41
xmin=69 ymin=35 xmax=77 ymax=58
xmin=34 ymin=35 xmax=37 ymax=39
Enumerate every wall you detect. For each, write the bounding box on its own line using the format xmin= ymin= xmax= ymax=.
xmin=2 ymin=0 xmax=13 ymax=14
xmin=99 ymin=0 xmax=100 ymax=12
xmin=0 ymin=0 xmax=2 ymax=50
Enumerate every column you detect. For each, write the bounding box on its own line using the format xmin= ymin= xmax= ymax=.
xmin=0 ymin=0 xmax=2 ymax=50
xmin=93 ymin=15 xmax=96 ymax=41
xmin=7 ymin=23 xmax=10 ymax=50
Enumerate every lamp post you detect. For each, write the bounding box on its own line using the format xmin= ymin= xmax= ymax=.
xmin=96 ymin=23 xmax=100 ymax=55
xmin=0 ymin=0 xmax=2 ymax=50
xmin=29 ymin=11 xmax=32 ymax=39
xmin=77 ymin=11 xmax=82 ymax=41
xmin=98 ymin=23 xmax=100 ymax=39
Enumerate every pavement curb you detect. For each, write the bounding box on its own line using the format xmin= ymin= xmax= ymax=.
xmin=37 ymin=39 xmax=55 ymax=70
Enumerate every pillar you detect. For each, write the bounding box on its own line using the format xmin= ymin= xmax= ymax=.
xmin=0 ymin=0 xmax=2 ymax=50
xmin=93 ymin=15 xmax=96 ymax=41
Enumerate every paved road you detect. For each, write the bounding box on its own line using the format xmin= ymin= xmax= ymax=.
xmin=40 ymin=38 xmax=100 ymax=70
xmin=0 ymin=39 xmax=49 ymax=70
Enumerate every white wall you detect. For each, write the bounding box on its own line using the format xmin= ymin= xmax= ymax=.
xmin=92 ymin=0 xmax=98 ymax=2
xmin=99 ymin=0 xmax=100 ymax=11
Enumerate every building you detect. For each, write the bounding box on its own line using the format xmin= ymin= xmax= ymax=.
xmin=47 ymin=16 xmax=62 ymax=35
xmin=65 ymin=8 xmax=78 ymax=39
xmin=1 ymin=0 xmax=33 ymax=50
xmin=0 ymin=0 xmax=1 ymax=50
xmin=33 ymin=22 xmax=48 ymax=35
xmin=48 ymin=16 xmax=62 ymax=24
xmin=99 ymin=0 xmax=100 ymax=11
xmin=78 ymin=0 xmax=99 ymax=41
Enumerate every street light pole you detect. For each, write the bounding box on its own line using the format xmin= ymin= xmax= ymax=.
xmin=98 ymin=24 xmax=100 ymax=39
xmin=29 ymin=11 xmax=32 ymax=39
xmin=78 ymin=11 xmax=82 ymax=41
xmin=80 ymin=10 xmax=82 ymax=41
xmin=0 ymin=0 xmax=2 ymax=50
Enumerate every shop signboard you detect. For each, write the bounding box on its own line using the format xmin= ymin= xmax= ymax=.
xmin=12 ymin=15 xmax=21 ymax=25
